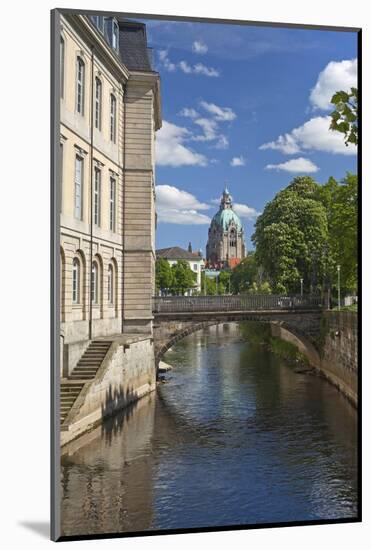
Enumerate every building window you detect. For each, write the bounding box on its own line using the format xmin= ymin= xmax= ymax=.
xmin=108 ymin=264 xmax=114 ymax=304
xmin=230 ymin=230 xmax=236 ymax=247
xmin=110 ymin=94 xmax=116 ymax=143
xmin=95 ymin=77 xmax=102 ymax=130
xmin=193 ymin=264 xmax=198 ymax=271
xmin=76 ymin=57 xmax=85 ymax=114
xmin=91 ymin=15 xmax=104 ymax=33
xmin=109 ymin=176 xmax=116 ymax=231
xmin=74 ymin=155 xmax=83 ymax=219
xmin=72 ymin=258 xmax=80 ymax=303
xmin=91 ymin=262 xmax=98 ymax=304
xmin=93 ymin=167 xmax=101 ymax=226
xmin=112 ymin=21 xmax=119 ymax=50
xmin=60 ymin=37 xmax=65 ymax=98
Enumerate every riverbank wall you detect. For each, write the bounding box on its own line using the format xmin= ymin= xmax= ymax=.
xmin=61 ymin=336 xmax=156 ymax=447
xmin=272 ymin=311 xmax=358 ymax=406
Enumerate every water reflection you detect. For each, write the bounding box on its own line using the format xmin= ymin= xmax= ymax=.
xmin=61 ymin=324 xmax=357 ymax=537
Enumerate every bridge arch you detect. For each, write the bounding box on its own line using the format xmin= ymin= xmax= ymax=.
xmin=154 ymin=315 xmax=321 ymax=370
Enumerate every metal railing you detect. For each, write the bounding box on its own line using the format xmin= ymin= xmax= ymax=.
xmin=152 ymin=294 xmax=323 ymax=313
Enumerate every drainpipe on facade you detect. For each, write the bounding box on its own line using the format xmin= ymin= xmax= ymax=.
xmin=121 ymin=81 xmax=127 ymax=334
xmin=89 ymin=46 xmax=95 ymax=341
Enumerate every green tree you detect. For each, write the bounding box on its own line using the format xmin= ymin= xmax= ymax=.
xmin=155 ymin=258 xmax=173 ymax=294
xmin=200 ymin=271 xmax=217 ymax=295
xmin=170 ymin=260 xmax=196 ymax=295
xmin=230 ymin=253 xmax=271 ymax=294
xmin=317 ymin=173 xmax=358 ymax=292
xmin=252 ymin=176 xmax=329 ymax=294
xmin=329 ymin=88 xmax=358 ymax=147
xmin=218 ymin=270 xmax=231 ymax=294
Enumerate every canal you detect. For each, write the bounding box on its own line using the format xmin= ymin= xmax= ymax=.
xmin=61 ymin=323 xmax=358 ymax=537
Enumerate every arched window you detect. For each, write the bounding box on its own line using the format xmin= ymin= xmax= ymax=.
xmin=108 ymin=264 xmax=114 ymax=304
xmin=95 ymin=77 xmax=102 ymax=130
xmin=91 ymin=261 xmax=98 ymax=304
xmin=76 ymin=56 xmax=85 ymax=114
xmin=110 ymin=94 xmax=116 ymax=143
xmin=229 ymin=229 xmax=236 ymax=248
xmin=72 ymin=258 xmax=80 ymax=304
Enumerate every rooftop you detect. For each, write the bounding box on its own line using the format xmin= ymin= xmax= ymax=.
xmin=156 ymin=247 xmax=203 ymax=261
xmin=117 ymin=19 xmax=153 ymax=71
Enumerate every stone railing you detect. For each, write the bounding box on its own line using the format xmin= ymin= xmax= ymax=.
xmin=152 ymin=294 xmax=323 ymax=313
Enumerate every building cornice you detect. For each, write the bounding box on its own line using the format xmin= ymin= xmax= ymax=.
xmin=128 ymin=71 xmax=162 ymax=131
xmin=63 ymin=14 xmax=162 ymax=130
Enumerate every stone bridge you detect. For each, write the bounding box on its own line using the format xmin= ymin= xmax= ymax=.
xmin=152 ymin=295 xmax=325 ymax=366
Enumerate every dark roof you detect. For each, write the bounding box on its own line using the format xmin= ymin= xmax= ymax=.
xmin=156 ymin=247 xmax=202 ymax=261
xmin=117 ymin=19 xmax=152 ymax=71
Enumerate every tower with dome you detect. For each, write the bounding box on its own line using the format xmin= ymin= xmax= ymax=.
xmin=206 ymin=187 xmax=246 ymax=269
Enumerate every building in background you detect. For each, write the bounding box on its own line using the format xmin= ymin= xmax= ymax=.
xmin=59 ymin=13 xmax=161 ymax=376
xmin=156 ymin=245 xmax=205 ymax=294
xmin=206 ymin=188 xmax=246 ymax=269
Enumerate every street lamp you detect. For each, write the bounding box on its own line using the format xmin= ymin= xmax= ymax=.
xmin=337 ymin=264 xmax=341 ymax=311
xmin=300 ymin=278 xmax=303 ymax=299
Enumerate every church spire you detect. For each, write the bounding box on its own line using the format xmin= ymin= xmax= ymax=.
xmin=220 ymin=186 xmax=232 ymax=209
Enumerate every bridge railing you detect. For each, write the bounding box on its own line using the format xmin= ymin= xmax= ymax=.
xmin=152 ymin=294 xmax=323 ymax=313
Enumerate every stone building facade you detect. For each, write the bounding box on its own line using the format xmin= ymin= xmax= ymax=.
xmin=59 ymin=14 xmax=161 ymax=375
xmin=206 ymin=188 xmax=246 ymax=269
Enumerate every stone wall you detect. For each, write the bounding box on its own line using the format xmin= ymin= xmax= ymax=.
xmin=273 ymin=310 xmax=358 ymax=406
xmin=319 ymin=311 xmax=358 ymax=406
xmin=61 ymin=336 xmax=156 ymax=446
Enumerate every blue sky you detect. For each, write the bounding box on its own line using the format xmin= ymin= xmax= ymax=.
xmin=139 ymin=18 xmax=358 ymax=253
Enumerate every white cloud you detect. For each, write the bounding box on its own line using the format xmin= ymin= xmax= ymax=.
xmin=178 ymin=101 xmax=235 ymax=149
xmin=215 ymin=135 xmax=229 ymax=149
xmin=192 ymin=40 xmax=208 ymax=54
xmin=265 ymin=157 xmax=319 ymax=173
xmin=179 ymin=60 xmax=193 ymax=74
xmin=156 ymin=185 xmax=211 ymax=225
xmin=310 ymin=59 xmax=357 ymax=110
xmin=158 ymin=50 xmax=220 ymax=77
xmin=200 ymin=101 xmax=236 ymax=121
xmin=156 ymin=185 xmax=209 ymax=210
xmin=192 ymin=118 xmax=219 ymax=141
xmin=158 ymin=50 xmax=176 ymax=72
xmin=179 ymin=108 xmax=199 ymax=119
xmin=193 ymin=63 xmax=220 ymax=77
xmin=260 ymin=133 xmax=300 ymax=154
xmin=156 ymin=121 xmax=207 ymax=167
xmin=260 ymin=116 xmax=357 ymax=156
xmin=230 ymin=156 xmax=246 ymax=167
xmin=158 ymin=209 xmax=211 ymax=225
xmin=234 ymin=203 xmax=260 ymax=220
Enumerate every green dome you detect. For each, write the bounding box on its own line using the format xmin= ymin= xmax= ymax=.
xmin=212 ymin=208 xmax=242 ymax=231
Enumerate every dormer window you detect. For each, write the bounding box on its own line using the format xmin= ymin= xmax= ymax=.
xmin=112 ymin=21 xmax=119 ymax=51
xmin=104 ymin=18 xmax=119 ymax=52
xmin=91 ymin=15 xmax=104 ymax=33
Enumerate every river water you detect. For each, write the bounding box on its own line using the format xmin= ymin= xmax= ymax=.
xmin=61 ymin=324 xmax=358 ymax=537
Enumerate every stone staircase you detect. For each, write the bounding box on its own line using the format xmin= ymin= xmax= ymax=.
xmin=60 ymin=382 xmax=84 ymax=424
xmin=69 ymin=340 xmax=112 ymax=380
xmin=60 ymin=340 xmax=112 ymax=424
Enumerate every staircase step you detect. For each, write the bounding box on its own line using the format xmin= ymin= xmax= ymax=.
xmin=61 ymin=341 xmax=113 ymax=422
xmin=78 ymin=357 xmax=106 ymax=362
xmin=72 ymin=371 xmax=97 ymax=375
